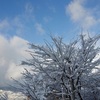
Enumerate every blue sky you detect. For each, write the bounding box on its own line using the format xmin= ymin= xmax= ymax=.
xmin=0 ymin=0 xmax=100 ymax=87
xmin=0 ymin=0 xmax=100 ymax=43
xmin=0 ymin=0 xmax=70 ymax=43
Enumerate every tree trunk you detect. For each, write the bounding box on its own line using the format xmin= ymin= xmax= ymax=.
xmin=70 ymin=79 xmax=75 ymax=100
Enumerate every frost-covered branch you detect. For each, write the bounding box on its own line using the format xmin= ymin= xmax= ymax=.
xmin=13 ymin=34 xmax=100 ymax=100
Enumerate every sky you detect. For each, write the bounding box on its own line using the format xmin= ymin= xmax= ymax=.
xmin=0 ymin=0 xmax=100 ymax=87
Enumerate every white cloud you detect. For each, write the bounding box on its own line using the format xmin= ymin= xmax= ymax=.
xmin=0 ymin=19 xmax=10 ymax=29
xmin=66 ymin=0 xmax=99 ymax=29
xmin=43 ymin=16 xmax=52 ymax=23
xmin=0 ymin=35 xmax=30 ymax=87
xmin=25 ymin=3 xmax=34 ymax=14
xmin=35 ymin=23 xmax=45 ymax=34
xmin=0 ymin=19 xmax=12 ymax=34
xmin=0 ymin=2 xmax=35 ymax=36
xmin=24 ymin=3 xmax=35 ymax=20
xmin=12 ymin=16 xmax=25 ymax=35
xmin=0 ymin=17 xmax=25 ymax=37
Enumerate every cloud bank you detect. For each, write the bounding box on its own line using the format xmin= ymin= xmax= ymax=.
xmin=66 ymin=0 xmax=100 ymax=29
xmin=0 ymin=35 xmax=30 ymax=87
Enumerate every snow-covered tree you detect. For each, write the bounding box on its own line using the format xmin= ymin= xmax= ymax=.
xmin=13 ymin=34 xmax=100 ymax=100
xmin=0 ymin=93 xmax=8 ymax=100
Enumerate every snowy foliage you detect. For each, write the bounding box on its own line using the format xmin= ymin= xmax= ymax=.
xmin=0 ymin=93 xmax=8 ymax=100
xmin=13 ymin=34 xmax=100 ymax=100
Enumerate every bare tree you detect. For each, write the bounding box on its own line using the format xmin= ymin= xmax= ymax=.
xmin=13 ymin=34 xmax=100 ymax=100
